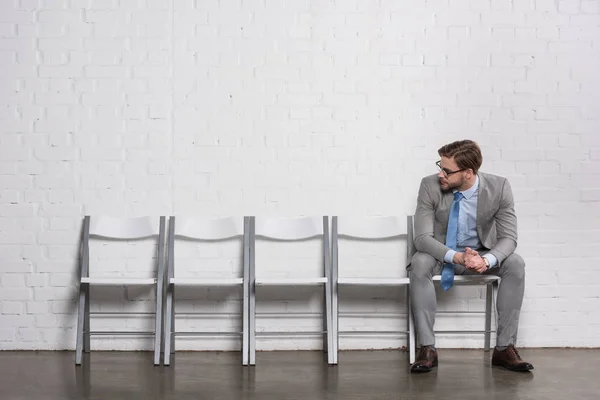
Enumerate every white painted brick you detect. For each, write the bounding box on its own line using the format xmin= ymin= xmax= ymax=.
xmin=0 ymin=8 xmax=35 ymax=23
xmin=15 ymin=23 xmax=36 ymax=38
xmin=0 ymin=245 xmax=23 ymax=262
xmin=16 ymin=328 xmax=41 ymax=342
xmin=558 ymin=0 xmax=581 ymax=14
xmin=3 ymin=273 xmax=26 ymax=287
xmin=33 ymin=147 xmax=79 ymax=161
xmin=33 ymin=287 xmax=74 ymax=301
xmin=27 ymin=301 xmax=48 ymax=314
xmin=48 ymin=217 xmax=76 ymax=231
xmin=0 ymin=190 xmax=20 ymax=203
xmin=49 ymin=273 xmax=72 ymax=287
xmin=17 ymin=189 xmax=42 ymax=204
xmin=2 ymin=301 xmax=23 ymax=314
xmin=0 ymin=288 xmax=31 ymax=301
xmin=581 ymin=189 xmax=600 ymax=202
xmin=37 ymin=230 xmax=79 ymax=245
xmin=49 ymin=300 xmax=75 ymax=314
xmin=84 ymin=65 xmax=129 ymax=78
xmin=549 ymin=41 xmax=593 ymax=54
xmin=502 ymin=94 xmax=547 ymax=107
xmin=531 ymin=123 xmax=573 ymax=139
xmin=34 ymin=91 xmax=79 ymax=105
xmin=0 ymin=175 xmax=32 ymax=188
xmin=39 ymin=65 xmax=83 ymax=78
xmin=0 ymin=23 xmax=15 ymax=37
xmin=0 ymin=329 xmax=15 ymax=342
xmin=35 ymin=315 xmax=59 ymax=328
xmin=35 ymin=22 xmax=65 ymax=38
xmin=133 ymin=66 xmax=170 ymax=78
xmin=26 ymin=274 xmax=47 ymax=287
xmin=581 ymin=0 xmax=600 ymax=13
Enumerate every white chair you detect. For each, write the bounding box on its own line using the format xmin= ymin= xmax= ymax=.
xmin=75 ymin=216 xmax=166 ymax=366
xmin=408 ymin=215 xmax=499 ymax=356
xmin=248 ymin=216 xmax=334 ymax=365
xmin=331 ymin=216 xmax=415 ymax=365
xmin=163 ymin=216 xmax=250 ymax=366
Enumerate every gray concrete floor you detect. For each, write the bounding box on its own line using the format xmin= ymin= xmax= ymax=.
xmin=0 ymin=349 xmax=597 ymax=400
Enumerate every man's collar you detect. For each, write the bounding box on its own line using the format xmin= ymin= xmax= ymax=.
xmin=452 ymin=175 xmax=479 ymax=199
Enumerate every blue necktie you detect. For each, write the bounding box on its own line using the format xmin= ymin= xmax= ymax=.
xmin=441 ymin=192 xmax=464 ymax=291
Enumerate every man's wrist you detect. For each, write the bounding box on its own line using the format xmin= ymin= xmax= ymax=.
xmin=483 ymin=257 xmax=490 ymax=270
xmin=482 ymin=254 xmax=497 ymax=269
xmin=444 ymin=249 xmax=457 ymax=264
xmin=452 ymin=252 xmax=464 ymax=265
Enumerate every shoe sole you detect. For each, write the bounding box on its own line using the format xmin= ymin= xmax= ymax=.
xmin=492 ymin=362 xmax=534 ymax=372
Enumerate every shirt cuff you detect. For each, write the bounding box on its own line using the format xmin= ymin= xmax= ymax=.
xmin=444 ymin=249 xmax=457 ymax=264
xmin=483 ymin=253 xmax=498 ymax=268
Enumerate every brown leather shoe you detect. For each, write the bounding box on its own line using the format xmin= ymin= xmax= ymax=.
xmin=410 ymin=346 xmax=438 ymax=373
xmin=492 ymin=345 xmax=534 ymax=372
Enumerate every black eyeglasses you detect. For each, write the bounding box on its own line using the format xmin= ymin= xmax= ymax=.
xmin=436 ymin=161 xmax=466 ymax=177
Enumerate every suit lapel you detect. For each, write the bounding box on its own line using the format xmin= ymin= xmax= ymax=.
xmin=438 ymin=185 xmax=454 ymax=225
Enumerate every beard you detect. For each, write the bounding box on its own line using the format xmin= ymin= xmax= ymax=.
xmin=439 ymin=177 xmax=464 ymax=192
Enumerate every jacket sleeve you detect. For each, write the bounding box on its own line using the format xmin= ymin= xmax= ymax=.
xmin=487 ymin=178 xmax=518 ymax=265
xmin=413 ymin=177 xmax=451 ymax=262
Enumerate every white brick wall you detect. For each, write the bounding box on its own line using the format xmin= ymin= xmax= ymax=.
xmin=0 ymin=0 xmax=599 ymax=350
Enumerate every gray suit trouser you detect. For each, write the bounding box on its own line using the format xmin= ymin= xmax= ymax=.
xmin=408 ymin=251 xmax=525 ymax=347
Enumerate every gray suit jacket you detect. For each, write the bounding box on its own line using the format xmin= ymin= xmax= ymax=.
xmin=413 ymin=172 xmax=517 ymax=266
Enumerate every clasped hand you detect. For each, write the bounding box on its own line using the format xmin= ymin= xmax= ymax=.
xmin=453 ymin=247 xmax=488 ymax=274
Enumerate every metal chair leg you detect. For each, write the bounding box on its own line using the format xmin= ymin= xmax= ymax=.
xmin=408 ymin=284 xmax=416 ymax=364
xmin=242 ymin=283 xmax=249 ymax=366
xmin=324 ymin=281 xmax=334 ymax=365
xmin=153 ymin=281 xmax=164 ymax=366
xmin=249 ymin=281 xmax=256 ymax=366
xmin=484 ymin=283 xmax=493 ymax=351
xmin=171 ymin=286 xmax=175 ymax=355
xmin=75 ymin=286 xmax=86 ymax=365
xmin=164 ymin=285 xmax=173 ymax=366
xmin=84 ymin=285 xmax=90 ymax=353
xmin=331 ymin=280 xmax=339 ymax=365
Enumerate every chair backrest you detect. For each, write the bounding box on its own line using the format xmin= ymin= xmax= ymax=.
xmin=89 ymin=216 xmax=160 ymax=239
xmin=250 ymin=216 xmax=329 ymax=279
xmin=254 ymin=216 xmax=323 ymax=240
xmin=336 ymin=216 xmax=407 ymax=239
xmin=82 ymin=216 xmax=166 ymax=279
xmin=332 ymin=216 xmax=413 ymax=279
xmin=168 ymin=216 xmax=247 ymax=279
xmin=174 ymin=217 xmax=244 ymax=240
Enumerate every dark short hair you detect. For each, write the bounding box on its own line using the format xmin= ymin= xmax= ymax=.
xmin=438 ymin=140 xmax=482 ymax=174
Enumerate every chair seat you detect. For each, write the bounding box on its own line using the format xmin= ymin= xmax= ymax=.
xmin=255 ymin=277 xmax=327 ymax=286
xmin=432 ymin=275 xmax=500 ymax=284
xmin=170 ymin=278 xmax=243 ymax=286
xmin=337 ymin=277 xmax=409 ymax=285
xmin=81 ymin=277 xmax=156 ymax=285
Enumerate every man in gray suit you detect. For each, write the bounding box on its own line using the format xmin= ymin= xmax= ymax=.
xmin=410 ymin=140 xmax=533 ymax=373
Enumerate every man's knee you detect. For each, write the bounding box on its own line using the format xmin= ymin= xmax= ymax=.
xmin=501 ymin=253 xmax=525 ymax=279
xmin=410 ymin=252 xmax=438 ymax=280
